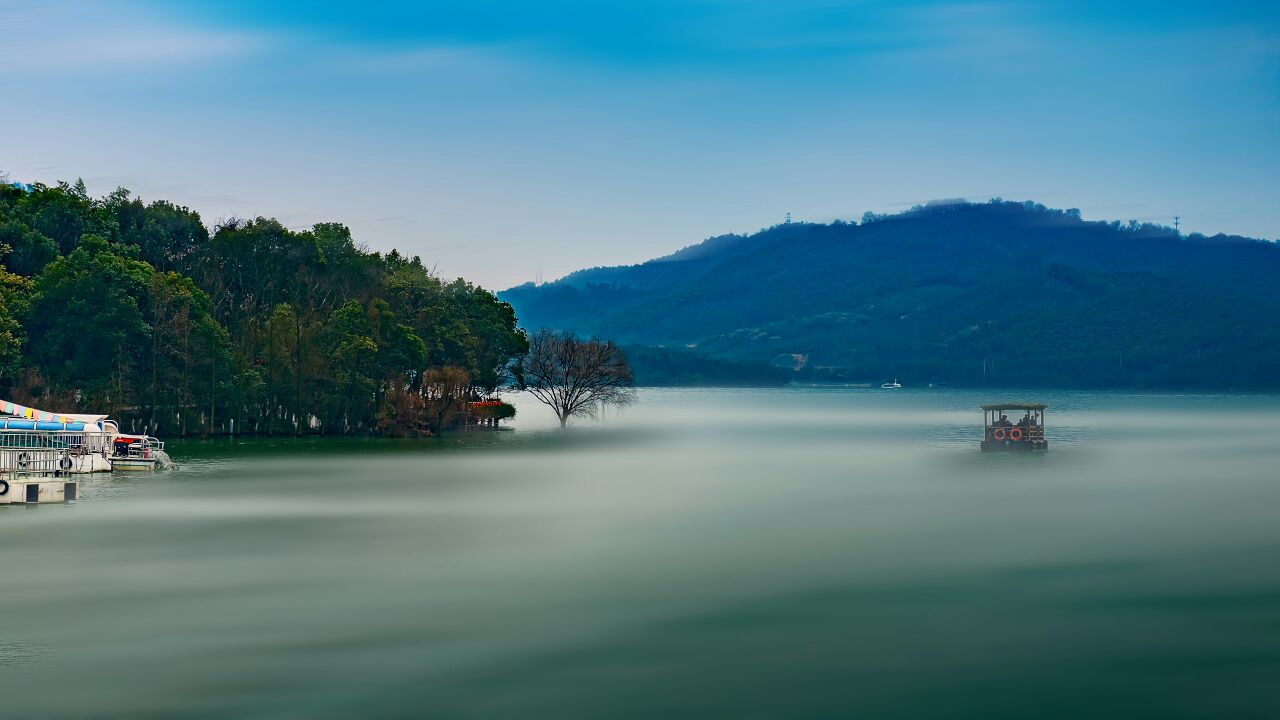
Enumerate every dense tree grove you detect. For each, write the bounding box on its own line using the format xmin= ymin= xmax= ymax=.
xmin=0 ymin=179 xmax=526 ymax=436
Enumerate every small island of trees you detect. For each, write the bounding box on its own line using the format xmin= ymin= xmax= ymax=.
xmin=0 ymin=178 xmax=529 ymax=437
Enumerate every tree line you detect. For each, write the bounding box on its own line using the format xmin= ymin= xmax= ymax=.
xmin=0 ymin=178 xmax=528 ymax=436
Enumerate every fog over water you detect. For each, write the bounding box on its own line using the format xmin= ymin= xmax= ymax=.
xmin=3 ymin=388 xmax=1279 ymax=718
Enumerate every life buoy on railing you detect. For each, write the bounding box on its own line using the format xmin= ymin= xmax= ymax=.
xmin=16 ymin=452 xmax=29 ymax=468
xmin=992 ymin=428 xmax=1006 ymax=440
xmin=1009 ymin=428 xmax=1023 ymax=441
xmin=0 ymin=479 xmax=8 ymax=496
xmin=59 ymin=456 xmax=73 ymax=471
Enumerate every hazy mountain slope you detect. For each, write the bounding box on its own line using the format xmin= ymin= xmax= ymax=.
xmin=500 ymin=200 xmax=1280 ymax=389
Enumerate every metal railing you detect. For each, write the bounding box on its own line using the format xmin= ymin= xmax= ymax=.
xmin=115 ymin=439 xmax=165 ymax=460
xmin=0 ymin=429 xmax=112 ymax=474
xmin=985 ymin=425 xmax=1046 ymax=442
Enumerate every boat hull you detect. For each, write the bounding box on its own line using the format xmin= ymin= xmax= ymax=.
xmin=981 ymin=440 xmax=1048 ymax=452
xmin=66 ymin=454 xmax=112 ymax=473
xmin=109 ymin=458 xmax=160 ymax=471
xmin=0 ymin=477 xmax=77 ymax=504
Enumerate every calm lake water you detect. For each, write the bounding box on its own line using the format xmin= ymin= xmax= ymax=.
xmin=3 ymin=388 xmax=1280 ymax=718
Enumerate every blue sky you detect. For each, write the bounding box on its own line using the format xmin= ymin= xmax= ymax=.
xmin=2 ymin=0 xmax=1277 ymax=288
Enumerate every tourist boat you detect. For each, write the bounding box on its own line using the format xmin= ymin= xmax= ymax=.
xmin=880 ymin=379 xmax=902 ymax=389
xmin=980 ymin=402 xmax=1048 ymax=452
xmin=1 ymin=399 xmax=173 ymax=476
xmin=109 ymin=435 xmax=172 ymax=471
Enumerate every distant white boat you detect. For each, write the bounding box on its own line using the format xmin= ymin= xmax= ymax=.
xmin=881 ymin=379 xmax=902 ymax=389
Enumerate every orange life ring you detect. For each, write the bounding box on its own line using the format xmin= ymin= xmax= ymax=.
xmin=1010 ymin=428 xmax=1023 ymax=441
xmin=992 ymin=428 xmax=1006 ymax=440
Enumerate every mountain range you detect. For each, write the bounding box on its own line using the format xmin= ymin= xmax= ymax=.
xmin=500 ymin=200 xmax=1280 ymax=390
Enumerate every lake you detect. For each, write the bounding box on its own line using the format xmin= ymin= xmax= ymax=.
xmin=3 ymin=388 xmax=1279 ymax=718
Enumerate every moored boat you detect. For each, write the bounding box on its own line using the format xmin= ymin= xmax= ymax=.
xmin=109 ymin=435 xmax=174 ymax=471
xmin=1 ymin=399 xmax=174 ymax=474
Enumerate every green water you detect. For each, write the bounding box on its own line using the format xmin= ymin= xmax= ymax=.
xmin=3 ymin=388 xmax=1279 ymax=718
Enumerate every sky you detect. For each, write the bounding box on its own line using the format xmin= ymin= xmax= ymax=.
xmin=2 ymin=0 xmax=1278 ymax=289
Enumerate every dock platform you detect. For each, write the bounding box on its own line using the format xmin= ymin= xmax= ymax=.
xmin=0 ymin=471 xmax=77 ymax=505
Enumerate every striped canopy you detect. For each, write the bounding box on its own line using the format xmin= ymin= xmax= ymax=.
xmin=1 ymin=399 xmax=77 ymax=424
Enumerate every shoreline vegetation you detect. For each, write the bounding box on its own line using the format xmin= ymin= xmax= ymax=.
xmin=6 ymin=179 xmax=1279 ymax=438
xmin=1 ymin=179 xmax=526 ymax=437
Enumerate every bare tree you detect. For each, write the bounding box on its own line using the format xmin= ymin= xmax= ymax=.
xmin=515 ymin=330 xmax=634 ymax=428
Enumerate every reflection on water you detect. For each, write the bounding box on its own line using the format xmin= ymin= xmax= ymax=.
xmin=3 ymin=388 xmax=1280 ymax=718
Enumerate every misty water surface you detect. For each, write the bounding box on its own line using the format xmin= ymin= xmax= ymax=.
xmin=2 ymin=388 xmax=1279 ymax=718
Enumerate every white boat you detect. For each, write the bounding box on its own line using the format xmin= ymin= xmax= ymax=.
xmin=880 ymin=379 xmax=902 ymax=389
xmin=109 ymin=435 xmax=174 ymax=471
xmin=1 ymin=399 xmax=173 ymax=473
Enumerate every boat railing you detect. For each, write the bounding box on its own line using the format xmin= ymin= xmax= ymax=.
xmin=113 ymin=437 xmax=165 ymax=460
xmin=0 ymin=429 xmax=114 ymax=473
xmin=2 ymin=466 xmax=70 ymax=482
xmin=985 ymin=425 xmax=1046 ymax=442
xmin=0 ymin=428 xmax=113 ymax=450
xmin=82 ymin=431 xmax=113 ymax=454
xmin=120 ymin=445 xmax=152 ymax=460
xmin=0 ymin=447 xmax=64 ymax=474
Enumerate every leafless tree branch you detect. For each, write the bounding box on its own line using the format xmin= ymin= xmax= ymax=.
xmin=515 ymin=329 xmax=634 ymax=428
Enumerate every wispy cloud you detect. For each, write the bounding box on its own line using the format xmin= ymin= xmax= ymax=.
xmin=331 ymin=44 xmax=518 ymax=75
xmin=0 ymin=0 xmax=269 ymax=73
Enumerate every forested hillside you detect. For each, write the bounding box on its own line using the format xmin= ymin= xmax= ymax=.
xmin=502 ymin=200 xmax=1280 ymax=390
xmin=0 ymin=179 xmax=526 ymax=436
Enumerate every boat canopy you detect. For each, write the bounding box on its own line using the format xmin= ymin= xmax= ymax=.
xmin=0 ymin=419 xmax=87 ymax=431
xmin=980 ymin=402 xmax=1048 ymax=411
xmin=1 ymin=399 xmax=105 ymax=426
xmin=60 ymin=413 xmax=110 ymax=424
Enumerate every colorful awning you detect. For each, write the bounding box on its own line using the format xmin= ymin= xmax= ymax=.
xmin=1 ymin=399 xmax=77 ymax=424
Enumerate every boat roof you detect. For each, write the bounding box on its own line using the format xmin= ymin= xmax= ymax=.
xmin=981 ymin=402 xmax=1048 ymax=411
xmin=62 ymin=413 xmax=109 ymax=423
xmin=1 ymin=399 xmax=107 ymax=424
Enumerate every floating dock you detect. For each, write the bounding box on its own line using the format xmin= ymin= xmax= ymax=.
xmin=0 ymin=433 xmax=89 ymax=505
xmin=0 ymin=472 xmax=77 ymax=505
